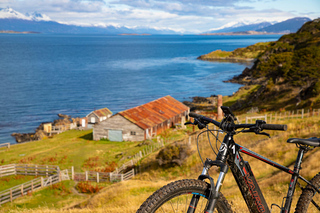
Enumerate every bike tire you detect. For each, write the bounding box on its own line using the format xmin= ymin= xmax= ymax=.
xmin=136 ymin=179 xmax=233 ymax=213
xmin=295 ymin=172 xmax=320 ymax=213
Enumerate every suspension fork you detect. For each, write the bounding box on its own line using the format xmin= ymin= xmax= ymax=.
xmin=188 ymin=135 xmax=231 ymax=213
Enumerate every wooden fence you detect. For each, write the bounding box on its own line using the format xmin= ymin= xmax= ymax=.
xmin=15 ymin=164 xmax=59 ymax=177
xmin=0 ymin=143 xmax=10 ymax=151
xmin=0 ymin=164 xmax=16 ymax=177
xmin=0 ymin=171 xmax=64 ymax=206
xmin=244 ymin=108 xmax=320 ymax=124
xmin=71 ymin=168 xmax=135 ymax=183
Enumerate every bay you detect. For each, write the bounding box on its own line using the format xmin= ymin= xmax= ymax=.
xmin=0 ymin=34 xmax=281 ymax=144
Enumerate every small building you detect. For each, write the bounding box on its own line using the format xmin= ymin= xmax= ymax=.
xmin=93 ymin=95 xmax=190 ymax=142
xmin=43 ymin=123 xmax=52 ymax=133
xmin=86 ymin=108 xmax=113 ymax=125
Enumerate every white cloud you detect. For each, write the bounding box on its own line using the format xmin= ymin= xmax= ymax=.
xmin=0 ymin=0 xmax=318 ymax=33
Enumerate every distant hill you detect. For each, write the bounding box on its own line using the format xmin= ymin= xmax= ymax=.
xmin=257 ymin=17 xmax=312 ymax=33
xmin=228 ymin=18 xmax=320 ymax=111
xmin=0 ymin=7 xmax=176 ymax=34
xmin=208 ymin=22 xmax=273 ymax=33
xmin=207 ymin=17 xmax=311 ymax=34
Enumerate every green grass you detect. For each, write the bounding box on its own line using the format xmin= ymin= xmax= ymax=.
xmin=1 ymin=180 xmax=87 ymax=211
xmin=0 ymin=129 xmax=190 ymax=172
xmin=0 ymin=175 xmax=37 ymax=191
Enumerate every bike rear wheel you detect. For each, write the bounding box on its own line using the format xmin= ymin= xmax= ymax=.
xmin=136 ymin=179 xmax=233 ymax=213
xmin=295 ymin=172 xmax=320 ymax=213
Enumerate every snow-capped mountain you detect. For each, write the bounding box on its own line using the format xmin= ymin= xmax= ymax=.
xmin=0 ymin=7 xmax=176 ymax=34
xmin=0 ymin=7 xmax=50 ymax=21
xmin=207 ymin=17 xmax=311 ymax=34
xmin=0 ymin=7 xmax=28 ymax=19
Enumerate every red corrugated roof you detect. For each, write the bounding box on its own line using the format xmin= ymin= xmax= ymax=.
xmin=92 ymin=108 xmax=112 ymax=118
xmin=118 ymin=95 xmax=189 ymax=130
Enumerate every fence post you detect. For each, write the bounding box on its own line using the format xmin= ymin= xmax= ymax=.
xmin=97 ymin=172 xmax=99 ymax=183
xmin=35 ymin=165 xmax=38 ymax=176
xmin=31 ymin=180 xmax=34 ymax=192
xmin=245 ymin=117 xmax=248 ymax=124
xmin=71 ymin=166 xmax=74 ymax=180
xmin=121 ymin=174 xmax=124 ymax=181
xmin=302 ymin=109 xmax=304 ymax=119
xmin=85 ymin=171 xmax=88 ymax=181
xmin=132 ymin=168 xmax=135 ymax=177
xmin=10 ymin=189 xmax=12 ymax=202
xmin=46 ymin=165 xmax=48 ymax=177
xmin=264 ymin=114 xmax=267 ymax=122
xmin=41 ymin=177 xmax=44 ymax=188
xmin=21 ymin=185 xmax=24 ymax=196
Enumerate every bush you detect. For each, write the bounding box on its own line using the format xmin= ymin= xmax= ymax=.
xmin=156 ymin=143 xmax=192 ymax=166
xmin=76 ymin=181 xmax=103 ymax=194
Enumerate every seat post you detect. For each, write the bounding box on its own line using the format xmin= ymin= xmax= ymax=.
xmin=282 ymin=147 xmax=306 ymax=212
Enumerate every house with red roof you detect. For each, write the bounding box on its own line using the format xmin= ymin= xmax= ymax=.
xmin=93 ymin=96 xmax=189 ymax=141
xmin=83 ymin=108 xmax=113 ymax=128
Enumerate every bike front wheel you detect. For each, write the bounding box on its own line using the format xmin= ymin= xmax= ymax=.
xmin=295 ymin=172 xmax=320 ymax=213
xmin=137 ymin=179 xmax=233 ymax=213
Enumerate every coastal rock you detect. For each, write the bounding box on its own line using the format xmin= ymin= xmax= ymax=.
xmin=11 ymin=133 xmax=36 ymax=143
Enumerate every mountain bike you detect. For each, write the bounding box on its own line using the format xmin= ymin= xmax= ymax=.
xmin=137 ymin=106 xmax=320 ymax=213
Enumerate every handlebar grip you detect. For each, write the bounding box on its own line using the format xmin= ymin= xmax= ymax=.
xmin=189 ymin=112 xmax=203 ymax=119
xmin=261 ymin=124 xmax=287 ymax=131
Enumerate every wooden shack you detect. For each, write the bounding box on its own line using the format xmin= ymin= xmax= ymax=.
xmin=93 ymin=95 xmax=189 ymax=142
xmin=86 ymin=108 xmax=112 ymax=125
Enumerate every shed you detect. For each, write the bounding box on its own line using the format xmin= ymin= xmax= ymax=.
xmin=86 ymin=108 xmax=113 ymax=125
xmin=93 ymin=95 xmax=189 ymax=141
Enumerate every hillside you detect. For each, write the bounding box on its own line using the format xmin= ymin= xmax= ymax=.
xmin=197 ymin=41 xmax=274 ymax=62
xmin=227 ymin=18 xmax=320 ymax=111
xmin=2 ymin=114 xmax=320 ymax=212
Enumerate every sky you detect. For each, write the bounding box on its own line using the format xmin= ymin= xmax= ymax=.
xmin=0 ymin=0 xmax=319 ymax=33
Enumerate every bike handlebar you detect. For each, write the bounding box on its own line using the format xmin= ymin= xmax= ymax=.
xmin=189 ymin=112 xmax=287 ymax=132
xmin=261 ymin=124 xmax=287 ymax=131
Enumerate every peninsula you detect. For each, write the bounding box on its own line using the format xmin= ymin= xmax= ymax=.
xmin=197 ymin=41 xmax=273 ymax=63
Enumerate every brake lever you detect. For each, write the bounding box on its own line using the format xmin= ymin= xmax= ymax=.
xmin=184 ymin=121 xmax=194 ymax=125
xmin=256 ymin=132 xmax=270 ymax=138
xmin=241 ymin=129 xmax=270 ymax=138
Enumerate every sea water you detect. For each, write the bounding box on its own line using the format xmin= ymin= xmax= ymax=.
xmin=0 ymin=34 xmax=281 ymax=144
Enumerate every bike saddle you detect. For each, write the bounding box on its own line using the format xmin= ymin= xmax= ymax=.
xmin=287 ymin=137 xmax=320 ymax=147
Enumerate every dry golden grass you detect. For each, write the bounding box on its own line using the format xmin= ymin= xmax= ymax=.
xmin=4 ymin=116 xmax=320 ymax=212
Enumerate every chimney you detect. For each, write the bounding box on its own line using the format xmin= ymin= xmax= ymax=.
xmin=217 ymin=95 xmax=223 ymax=120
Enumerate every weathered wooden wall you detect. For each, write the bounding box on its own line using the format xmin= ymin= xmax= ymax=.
xmin=93 ymin=114 xmax=144 ymax=141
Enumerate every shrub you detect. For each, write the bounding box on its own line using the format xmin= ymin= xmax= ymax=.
xmin=76 ymin=181 xmax=103 ymax=194
xmin=156 ymin=143 xmax=192 ymax=166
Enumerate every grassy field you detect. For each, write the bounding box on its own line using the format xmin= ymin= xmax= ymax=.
xmin=0 ymin=128 xmax=190 ymax=172
xmin=1 ymin=114 xmax=320 ymax=212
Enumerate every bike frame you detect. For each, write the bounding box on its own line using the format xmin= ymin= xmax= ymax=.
xmin=197 ymin=132 xmax=319 ymax=213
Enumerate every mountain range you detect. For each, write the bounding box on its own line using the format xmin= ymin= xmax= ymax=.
xmin=0 ymin=7 xmax=313 ymax=35
xmin=0 ymin=7 xmax=176 ymax=34
xmin=206 ymin=17 xmax=311 ymax=34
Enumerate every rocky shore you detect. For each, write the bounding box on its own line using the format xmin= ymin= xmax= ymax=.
xmin=11 ymin=114 xmax=81 ymax=143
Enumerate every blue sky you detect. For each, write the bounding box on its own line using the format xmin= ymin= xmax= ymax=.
xmin=0 ymin=0 xmax=319 ymax=33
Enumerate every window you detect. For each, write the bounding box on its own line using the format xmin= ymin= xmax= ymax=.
xmin=131 ymin=131 xmax=136 ymax=135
